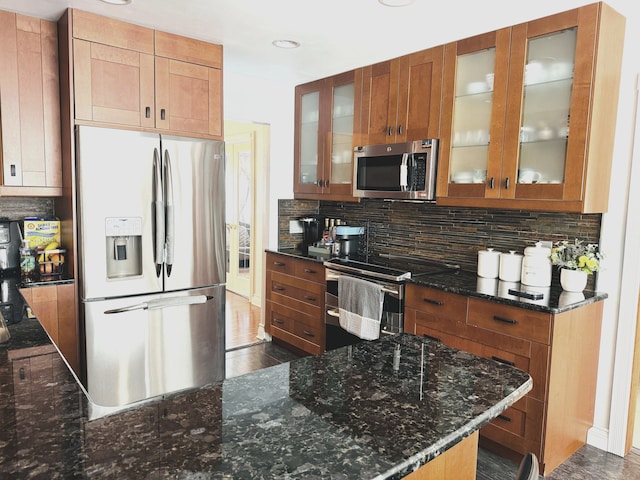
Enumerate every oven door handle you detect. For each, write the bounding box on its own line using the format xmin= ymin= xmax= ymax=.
xmin=327 ymin=308 xmax=340 ymax=318
xmin=327 ymin=272 xmax=400 ymax=296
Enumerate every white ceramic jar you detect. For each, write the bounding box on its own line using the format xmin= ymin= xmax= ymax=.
xmin=477 ymin=248 xmax=501 ymax=279
xmin=521 ymin=242 xmax=552 ymax=287
xmin=499 ymin=250 xmax=524 ymax=282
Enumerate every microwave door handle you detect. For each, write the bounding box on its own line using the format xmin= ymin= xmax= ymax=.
xmin=400 ymin=153 xmax=409 ymax=191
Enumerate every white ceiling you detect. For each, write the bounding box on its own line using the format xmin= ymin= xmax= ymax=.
xmin=0 ymin=0 xmax=594 ymax=85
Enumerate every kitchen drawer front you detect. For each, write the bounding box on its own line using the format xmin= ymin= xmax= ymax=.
xmin=480 ymin=397 xmax=545 ymax=461
xmin=266 ymin=301 xmax=323 ymax=355
xmin=406 ymin=307 xmax=470 ymax=339
xmin=412 ymin=323 xmax=548 ymax=402
xmin=267 ymin=271 xmax=324 ymax=316
xmin=406 ymin=285 xmax=468 ymax=323
xmin=294 ymin=260 xmax=325 ymax=284
xmin=468 ymin=298 xmax=551 ymax=345
xmin=265 ymin=252 xmax=296 ymax=276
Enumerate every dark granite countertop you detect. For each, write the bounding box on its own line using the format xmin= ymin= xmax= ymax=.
xmin=0 ymin=314 xmax=532 ymax=479
xmin=267 ymin=248 xmax=608 ymax=314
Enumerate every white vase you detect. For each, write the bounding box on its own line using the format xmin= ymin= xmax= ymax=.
xmin=560 ymin=268 xmax=588 ymax=292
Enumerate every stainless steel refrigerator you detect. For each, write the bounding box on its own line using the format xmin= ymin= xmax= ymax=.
xmin=76 ymin=125 xmax=225 ymax=409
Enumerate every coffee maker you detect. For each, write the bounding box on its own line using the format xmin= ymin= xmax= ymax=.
xmin=0 ymin=220 xmax=21 ymax=275
xmin=298 ymin=215 xmax=324 ymax=254
xmin=335 ymin=225 xmax=365 ymax=259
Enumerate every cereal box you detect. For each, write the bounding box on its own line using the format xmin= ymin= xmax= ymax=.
xmin=23 ymin=218 xmax=61 ymax=249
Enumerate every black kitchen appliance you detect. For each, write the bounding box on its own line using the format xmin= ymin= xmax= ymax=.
xmin=298 ymin=215 xmax=324 ymax=254
xmin=0 ymin=274 xmax=25 ymax=325
xmin=0 ymin=219 xmax=21 ymax=274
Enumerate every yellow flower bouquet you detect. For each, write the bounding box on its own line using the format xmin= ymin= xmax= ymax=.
xmin=550 ymin=239 xmax=603 ymax=275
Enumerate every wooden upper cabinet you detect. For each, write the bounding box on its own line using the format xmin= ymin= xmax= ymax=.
xmin=294 ymin=70 xmax=360 ymax=202
xmin=0 ymin=11 xmax=62 ymax=196
xmin=360 ymin=45 xmax=443 ymax=145
xmin=437 ymin=3 xmax=625 ymax=213
xmin=154 ymin=31 xmax=223 ymax=137
xmin=69 ymin=9 xmax=223 ymax=139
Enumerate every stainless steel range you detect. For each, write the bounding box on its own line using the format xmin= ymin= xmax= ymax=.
xmin=323 ymin=255 xmax=458 ymax=350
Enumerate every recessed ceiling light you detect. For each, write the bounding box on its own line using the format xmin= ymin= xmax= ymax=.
xmin=272 ymin=39 xmax=301 ymax=49
xmin=378 ymin=0 xmax=415 ymax=6
xmin=99 ymin=0 xmax=132 ymax=5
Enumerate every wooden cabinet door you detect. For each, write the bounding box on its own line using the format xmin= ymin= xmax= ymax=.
xmin=155 ymin=57 xmax=222 ymax=138
xmin=294 ymin=72 xmax=358 ymax=201
xmin=395 ymin=46 xmax=444 ymax=143
xmin=360 ymin=47 xmax=443 ymax=145
xmin=0 ymin=12 xmax=62 ymax=193
xmin=437 ymin=28 xmax=511 ymax=202
xmin=502 ymin=3 xmax=623 ymax=212
xmin=73 ymin=39 xmax=155 ymax=127
xmin=360 ymin=59 xmax=399 ymax=145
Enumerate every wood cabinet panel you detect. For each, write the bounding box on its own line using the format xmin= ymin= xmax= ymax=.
xmin=360 ymin=46 xmax=443 ymax=145
xmin=265 ymin=253 xmax=325 ymax=354
xmin=71 ymin=9 xmax=154 ymax=53
xmin=436 ymin=3 xmax=624 ymax=213
xmin=0 ymin=11 xmax=62 ymax=195
xmin=68 ymin=9 xmax=222 ymax=139
xmin=19 ymin=284 xmax=79 ymax=376
xmin=406 ymin=285 xmax=467 ymax=323
xmin=467 ymin=298 xmax=551 ymax=345
xmin=73 ymin=39 xmax=155 ymax=127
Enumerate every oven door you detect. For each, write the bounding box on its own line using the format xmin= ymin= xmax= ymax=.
xmin=325 ymin=268 xmax=404 ymax=350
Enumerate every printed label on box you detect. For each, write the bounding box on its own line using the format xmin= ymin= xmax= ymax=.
xmin=23 ymin=219 xmax=61 ymax=249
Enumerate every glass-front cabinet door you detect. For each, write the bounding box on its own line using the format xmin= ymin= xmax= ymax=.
xmin=437 ymin=29 xmax=511 ymax=200
xmin=294 ymin=80 xmax=323 ymax=195
xmin=294 ymin=70 xmax=357 ymax=201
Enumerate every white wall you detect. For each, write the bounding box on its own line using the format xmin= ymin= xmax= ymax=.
xmin=223 ymin=0 xmax=640 ymax=455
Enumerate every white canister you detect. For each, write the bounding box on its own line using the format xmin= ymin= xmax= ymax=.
xmin=499 ymin=250 xmax=524 ymax=282
xmin=521 ymin=242 xmax=552 ymax=287
xmin=477 ymin=248 xmax=501 ymax=279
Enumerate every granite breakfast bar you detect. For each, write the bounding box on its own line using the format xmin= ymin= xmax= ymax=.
xmin=0 ymin=313 xmax=531 ymax=479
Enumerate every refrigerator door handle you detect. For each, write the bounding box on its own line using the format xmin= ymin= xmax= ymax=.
xmin=164 ymin=149 xmax=175 ymax=277
xmin=104 ymin=295 xmax=214 ymax=314
xmin=153 ymin=148 xmax=165 ymax=277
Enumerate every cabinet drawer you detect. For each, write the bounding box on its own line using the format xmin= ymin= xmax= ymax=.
xmin=294 ymin=261 xmax=324 ymax=284
xmin=406 ymin=285 xmax=467 ymax=323
xmin=267 ymin=271 xmax=323 ymax=313
xmin=266 ymin=253 xmax=296 ymax=276
xmin=468 ymin=298 xmax=551 ymax=345
xmin=266 ymin=301 xmax=323 ymax=355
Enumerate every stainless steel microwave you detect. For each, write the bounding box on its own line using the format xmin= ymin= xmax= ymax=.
xmin=352 ymin=139 xmax=438 ymax=200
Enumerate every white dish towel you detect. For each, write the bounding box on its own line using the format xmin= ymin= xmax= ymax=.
xmin=338 ymin=275 xmax=384 ymax=340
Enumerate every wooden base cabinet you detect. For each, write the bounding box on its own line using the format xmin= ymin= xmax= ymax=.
xmin=0 ymin=11 xmax=62 ymax=196
xmin=19 ymin=283 xmax=79 ymax=376
xmin=405 ymin=284 xmax=603 ymax=475
xmin=265 ymin=253 xmax=325 ymax=355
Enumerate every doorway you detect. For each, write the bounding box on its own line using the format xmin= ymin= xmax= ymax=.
xmin=224 ymin=120 xmax=270 ymax=349
xmin=225 ymin=132 xmax=253 ymax=298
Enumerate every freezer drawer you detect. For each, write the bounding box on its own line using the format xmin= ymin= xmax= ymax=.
xmin=83 ymin=286 xmax=225 ymax=407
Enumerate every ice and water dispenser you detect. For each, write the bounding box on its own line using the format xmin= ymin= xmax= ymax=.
xmin=105 ymin=218 xmax=142 ymax=278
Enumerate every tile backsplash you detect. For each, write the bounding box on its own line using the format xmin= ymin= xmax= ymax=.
xmin=279 ymin=198 xmax=601 ymax=274
xmin=0 ymin=197 xmax=55 ymax=222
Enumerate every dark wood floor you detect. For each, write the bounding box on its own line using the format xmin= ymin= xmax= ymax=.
xmin=224 ymin=292 xmax=640 ymax=479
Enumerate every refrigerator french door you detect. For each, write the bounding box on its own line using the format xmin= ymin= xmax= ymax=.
xmin=76 ymin=125 xmax=226 ymax=408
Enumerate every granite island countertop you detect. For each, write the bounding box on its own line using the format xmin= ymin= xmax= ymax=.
xmin=0 ymin=315 xmax=532 ymax=479
xmin=267 ymin=248 xmax=608 ymax=314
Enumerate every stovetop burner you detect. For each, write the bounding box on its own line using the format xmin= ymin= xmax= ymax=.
xmin=324 ymin=254 xmax=459 ymax=282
